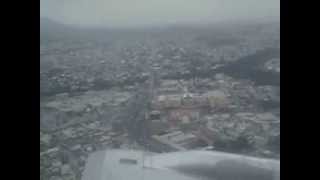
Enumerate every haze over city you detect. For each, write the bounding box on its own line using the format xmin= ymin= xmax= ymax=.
xmin=40 ymin=1 xmax=280 ymax=180
xmin=41 ymin=0 xmax=279 ymax=28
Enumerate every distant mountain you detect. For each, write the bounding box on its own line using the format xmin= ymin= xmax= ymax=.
xmin=40 ymin=18 xmax=71 ymax=31
xmin=40 ymin=18 xmax=75 ymax=43
xmin=40 ymin=17 xmax=117 ymax=43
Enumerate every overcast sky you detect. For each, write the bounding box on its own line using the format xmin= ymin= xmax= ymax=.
xmin=40 ymin=0 xmax=279 ymax=28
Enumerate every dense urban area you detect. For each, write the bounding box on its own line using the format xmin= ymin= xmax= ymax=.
xmin=40 ymin=18 xmax=280 ymax=180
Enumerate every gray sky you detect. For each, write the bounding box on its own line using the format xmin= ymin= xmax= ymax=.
xmin=40 ymin=0 xmax=279 ymax=28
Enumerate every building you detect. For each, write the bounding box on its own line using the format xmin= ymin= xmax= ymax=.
xmin=151 ymin=131 xmax=200 ymax=151
xmin=204 ymin=90 xmax=229 ymax=110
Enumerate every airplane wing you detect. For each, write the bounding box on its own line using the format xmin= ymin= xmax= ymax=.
xmin=81 ymin=150 xmax=280 ymax=180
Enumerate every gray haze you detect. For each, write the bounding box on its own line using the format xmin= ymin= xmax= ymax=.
xmin=41 ymin=0 xmax=279 ymax=28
